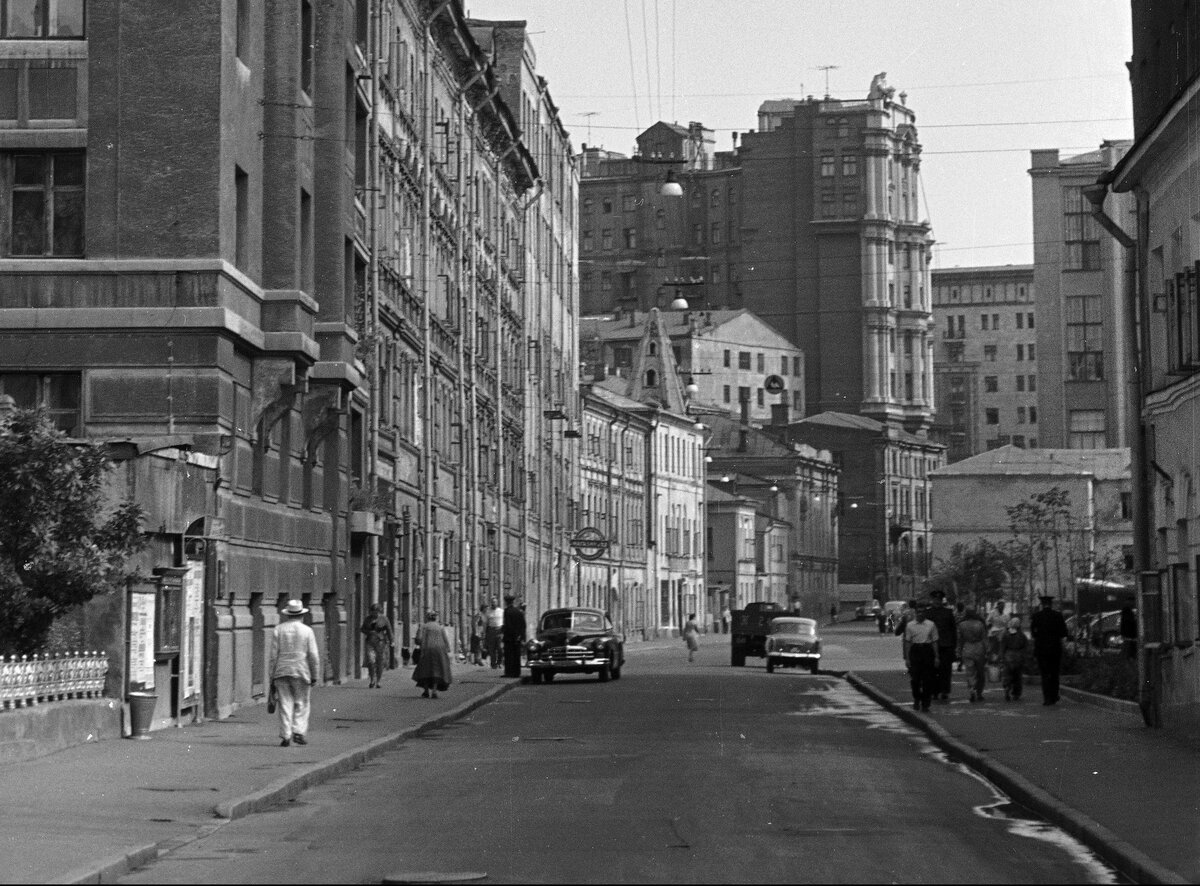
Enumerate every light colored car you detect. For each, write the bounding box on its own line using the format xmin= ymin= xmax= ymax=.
xmin=764 ymin=617 xmax=821 ymax=674
xmin=854 ymin=600 xmax=881 ymax=621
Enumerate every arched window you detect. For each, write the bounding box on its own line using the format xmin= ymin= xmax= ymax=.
xmin=648 ymin=342 xmax=657 ymax=355
xmin=645 ymin=369 xmax=657 ymax=387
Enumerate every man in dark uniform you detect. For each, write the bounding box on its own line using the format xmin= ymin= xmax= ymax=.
xmin=501 ymin=594 xmax=526 ymax=678
xmin=925 ymin=589 xmax=958 ymax=701
xmin=1031 ymin=594 xmax=1068 ymax=705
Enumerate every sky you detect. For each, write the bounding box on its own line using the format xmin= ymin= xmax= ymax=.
xmin=465 ymin=0 xmax=1134 ymax=270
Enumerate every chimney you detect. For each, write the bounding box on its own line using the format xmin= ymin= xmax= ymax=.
xmin=738 ymin=394 xmax=750 ymax=452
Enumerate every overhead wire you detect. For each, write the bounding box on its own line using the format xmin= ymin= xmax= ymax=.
xmin=622 ymin=0 xmax=641 ymax=137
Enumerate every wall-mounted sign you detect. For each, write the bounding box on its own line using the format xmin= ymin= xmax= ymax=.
xmin=571 ymin=527 xmax=609 ymax=562
xmin=764 ymin=374 xmax=786 ymax=395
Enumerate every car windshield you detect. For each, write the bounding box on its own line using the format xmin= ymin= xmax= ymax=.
xmin=540 ymin=611 xmax=605 ymax=632
xmin=770 ymin=620 xmax=815 ymax=636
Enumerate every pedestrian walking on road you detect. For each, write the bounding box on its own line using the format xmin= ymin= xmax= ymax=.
xmin=360 ymin=603 xmax=394 ymax=689
xmin=721 ymin=606 xmax=731 ymax=634
xmin=926 ymin=589 xmax=958 ymax=701
xmin=502 ymin=594 xmax=526 ymax=678
xmin=894 ymin=599 xmax=917 ymax=674
xmin=270 ymin=599 xmax=321 ymax=747
xmin=875 ymin=606 xmax=887 ymax=634
xmin=957 ymin=608 xmax=988 ymax=702
xmin=485 ymin=597 xmax=504 ymax=669
xmin=1031 ymin=595 xmax=1069 ymax=705
xmin=412 ymin=611 xmax=452 ymax=698
xmin=470 ymin=603 xmax=488 ymax=666
xmin=1000 ymin=615 xmax=1029 ymax=701
xmin=904 ymin=605 xmax=940 ymax=711
xmin=829 ymin=603 xmax=838 ymax=625
xmin=684 ymin=613 xmax=701 ymax=662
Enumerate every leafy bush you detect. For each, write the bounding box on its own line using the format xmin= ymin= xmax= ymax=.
xmin=1069 ymin=654 xmax=1138 ymax=701
xmin=0 ymin=408 xmax=145 ymax=656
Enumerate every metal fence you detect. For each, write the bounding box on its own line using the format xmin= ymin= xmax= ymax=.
xmin=0 ymin=651 xmax=108 ymax=710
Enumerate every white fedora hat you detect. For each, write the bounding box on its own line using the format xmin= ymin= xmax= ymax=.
xmin=282 ymin=599 xmax=309 ymax=616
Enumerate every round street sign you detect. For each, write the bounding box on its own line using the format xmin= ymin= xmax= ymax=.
xmin=764 ymin=374 xmax=786 ymax=394
xmin=571 ymin=527 xmax=609 ymax=561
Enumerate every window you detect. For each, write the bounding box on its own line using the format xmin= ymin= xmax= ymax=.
xmin=842 ymin=191 xmax=858 ymax=213
xmin=992 ymin=313 xmax=1000 ymax=329
xmin=1028 ymin=375 xmax=1037 ymax=392
xmin=711 ymin=188 xmax=720 ymax=207
xmin=756 ymin=353 xmax=764 ymax=372
xmin=984 ymin=376 xmax=998 ymax=393
xmin=842 ymin=155 xmax=857 ymax=177
xmin=1067 ymin=294 xmax=1103 ymax=380
xmin=1017 ymin=344 xmax=1025 ymax=361
xmin=781 ymin=356 xmax=789 ymax=375
xmin=622 ymin=194 xmax=637 ymax=211
xmin=1121 ymin=492 xmax=1133 ymax=520
xmin=581 ymin=230 xmax=593 ymax=252
xmin=1029 ymin=406 xmax=1037 ymax=423
xmin=582 ymin=197 xmax=593 ymax=214
xmin=1016 ymin=312 xmax=1024 ymax=329
xmin=723 ymin=385 xmax=731 ymax=403
xmin=7 ymin=151 xmax=84 ymax=256
xmin=757 ymin=388 xmax=764 ymax=406
xmin=301 ymin=0 xmax=314 ymax=94
xmin=655 ymin=209 xmax=665 ymax=230
xmin=693 ymin=223 xmax=703 ymax=245
xmin=623 ymin=227 xmax=637 ymax=249
xmin=837 ymin=117 xmax=849 ymax=138
xmin=738 ymin=385 xmax=750 ymax=403
xmin=738 ymin=351 xmax=751 ymax=370
xmin=1027 ymin=343 xmax=1036 ymax=361
xmin=820 ymin=155 xmax=835 ymax=177
xmin=728 ymin=186 xmax=736 ymax=205
xmin=723 ymin=349 xmax=731 ymax=368
xmin=600 ymin=271 xmax=612 ymax=291
xmin=1 ymin=0 xmax=84 ymax=37
xmin=0 ymin=372 xmax=81 ymax=435
xmin=235 ymin=165 xmax=249 ymax=271
xmin=1063 ymin=185 xmax=1102 ymax=270
xmin=792 ymin=356 xmax=801 ymax=377
xmin=983 ymin=345 xmax=997 ymax=361
xmin=903 ymin=245 xmax=912 ymax=270
xmin=601 ymin=228 xmax=612 ymax=250
xmin=236 ymin=0 xmax=251 ymax=61
xmin=601 ymin=198 xmax=612 ymax=214
xmin=1017 ymin=406 xmax=1026 ymax=424
xmin=1069 ymin=409 xmax=1105 ymax=448
xmin=820 ymin=189 xmax=836 ymax=217
xmin=982 ymin=314 xmax=989 ymax=331
xmin=710 ymin=222 xmax=720 ymax=245
xmin=1016 ymin=375 xmax=1025 ymax=392
xmin=1027 ymin=312 xmax=1035 ymax=329
xmin=986 ymin=408 xmax=1000 ymax=425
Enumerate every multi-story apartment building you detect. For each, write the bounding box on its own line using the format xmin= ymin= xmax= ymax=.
xmin=1030 ymin=142 xmax=1133 ymax=449
xmin=931 ymin=266 xmax=1039 ymax=462
xmin=586 ymin=309 xmax=707 ymax=637
xmin=0 ymin=1 xmax=576 ymax=726
xmin=1103 ymin=0 xmax=1200 ymax=733
xmin=778 ymin=412 xmax=944 ymax=607
xmin=580 ymin=308 xmax=805 ymax=425
xmin=704 ymin=410 xmax=840 ymax=619
xmin=706 ymin=484 xmax=791 ymax=621
xmin=578 ymin=80 xmax=935 ymax=434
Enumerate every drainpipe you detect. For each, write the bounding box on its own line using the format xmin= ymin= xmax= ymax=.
xmin=1082 ymin=178 xmax=1157 ymax=727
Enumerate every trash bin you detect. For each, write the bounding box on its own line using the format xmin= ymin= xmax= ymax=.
xmin=127 ymin=691 xmax=157 ymax=739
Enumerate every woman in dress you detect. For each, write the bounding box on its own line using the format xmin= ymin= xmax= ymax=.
xmin=412 ymin=610 xmax=453 ymax=699
xmin=683 ymin=613 xmax=701 ymax=663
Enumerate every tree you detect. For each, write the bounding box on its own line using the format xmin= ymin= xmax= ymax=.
xmin=0 ymin=408 xmax=145 ymax=656
xmin=930 ymin=540 xmax=1011 ymax=610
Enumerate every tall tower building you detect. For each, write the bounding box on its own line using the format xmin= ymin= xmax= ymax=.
xmin=577 ymin=76 xmax=935 ymax=434
xmin=738 ymin=79 xmax=935 ymax=433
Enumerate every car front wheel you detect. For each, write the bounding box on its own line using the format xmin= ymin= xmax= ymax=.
xmin=809 ymin=660 xmax=820 ymax=674
xmin=611 ymin=659 xmax=622 ymax=680
xmin=542 ymin=670 xmax=554 ymax=682
xmin=766 ymin=658 xmax=775 ymax=673
xmin=597 ymin=660 xmax=611 ymax=682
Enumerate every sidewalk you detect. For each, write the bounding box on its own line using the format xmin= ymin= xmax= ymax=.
xmin=848 ymin=667 xmax=1199 ymax=885
xmin=0 ymin=659 xmax=516 ymax=885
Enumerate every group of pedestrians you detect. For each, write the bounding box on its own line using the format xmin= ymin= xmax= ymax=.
xmin=893 ymin=591 xmax=1069 ymax=711
xmin=266 ymin=593 xmax=528 ymax=748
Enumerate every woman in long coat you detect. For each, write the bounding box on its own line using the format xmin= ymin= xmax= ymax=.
xmin=412 ymin=610 xmax=453 ymax=699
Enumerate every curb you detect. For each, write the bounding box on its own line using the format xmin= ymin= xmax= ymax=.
xmin=1059 ymin=684 xmax=1141 ymax=717
xmin=54 ymin=679 xmax=519 ymax=885
xmin=845 ymin=672 xmax=1188 ymax=886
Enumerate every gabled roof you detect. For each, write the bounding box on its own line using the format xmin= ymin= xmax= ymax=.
xmin=624 ymin=308 xmax=688 ymax=412
xmin=932 ymin=445 xmax=1130 ymax=481
xmin=703 ymin=412 xmax=795 ymax=459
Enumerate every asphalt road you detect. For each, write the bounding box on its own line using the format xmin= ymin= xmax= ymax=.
xmin=119 ymin=634 xmax=1121 ymax=884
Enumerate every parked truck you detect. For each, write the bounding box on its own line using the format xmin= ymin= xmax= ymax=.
xmin=730 ymin=601 xmax=793 ymax=667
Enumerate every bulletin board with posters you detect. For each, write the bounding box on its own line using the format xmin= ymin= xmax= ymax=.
xmin=127 ymin=581 xmax=158 ymax=692
xmin=181 ymin=562 xmax=205 ymax=707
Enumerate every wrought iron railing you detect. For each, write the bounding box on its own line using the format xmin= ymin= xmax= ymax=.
xmin=0 ymin=651 xmax=108 ymax=710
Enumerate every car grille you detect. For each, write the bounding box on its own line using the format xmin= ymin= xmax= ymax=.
xmin=544 ymin=647 xmax=591 ymax=661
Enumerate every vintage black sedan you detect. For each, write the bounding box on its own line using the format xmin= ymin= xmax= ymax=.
xmin=764 ymin=617 xmax=821 ymax=674
xmin=525 ymin=607 xmax=625 ymax=682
